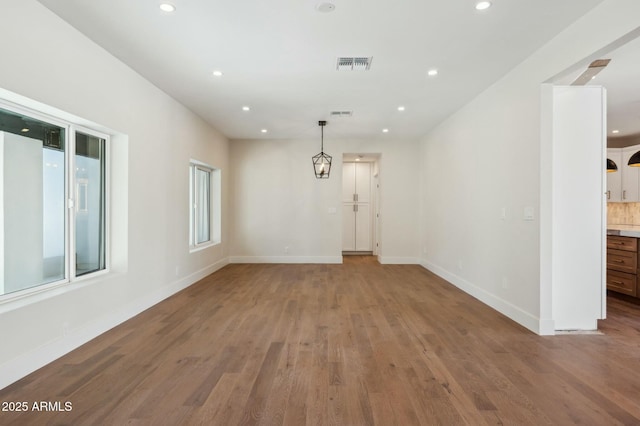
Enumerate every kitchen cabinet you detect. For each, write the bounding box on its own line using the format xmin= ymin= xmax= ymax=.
xmin=621 ymin=146 xmax=640 ymax=202
xmin=342 ymin=162 xmax=372 ymax=252
xmin=606 ymin=144 xmax=640 ymax=202
xmin=606 ymin=235 xmax=638 ymax=296
xmin=607 ymin=148 xmax=622 ymax=202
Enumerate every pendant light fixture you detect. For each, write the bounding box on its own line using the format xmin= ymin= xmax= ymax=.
xmin=628 ymin=151 xmax=640 ymax=167
xmin=312 ymin=120 xmax=332 ymax=178
xmin=607 ymin=158 xmax=618 ymax=173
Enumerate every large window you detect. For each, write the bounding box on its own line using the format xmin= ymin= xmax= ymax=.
xmin=0 ymin=103 xmax=108 ymax=298
xmin=189 ymin=160 xmax=220 ymax=250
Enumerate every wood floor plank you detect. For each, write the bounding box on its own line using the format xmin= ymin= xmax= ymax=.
xmin=282 ymin=349 xmax=311 ymax=426
xmin=239 ymin=341 xmax=284 ymax=425
xmin=184 ymin=346 xmax=237 ymax=407
xmin=3 ymin=258 xmax=640 ymax=425
xmin=182 ymin=372 xmax=239 ymax=425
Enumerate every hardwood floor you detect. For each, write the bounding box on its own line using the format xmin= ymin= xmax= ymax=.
xmin=2 ymin=256 xmax=640 ymax=425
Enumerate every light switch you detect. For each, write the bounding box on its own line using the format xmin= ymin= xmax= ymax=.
xmin=524 ymin=206 xmax=534 ymax=221
xmin=328 ymin=207 xmax=337 ymax=214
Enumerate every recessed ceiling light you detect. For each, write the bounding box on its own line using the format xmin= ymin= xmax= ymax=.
xmin=212 ymin=70 xmax=223 ymax=77
xmin=355 ymin=158 xmax=360 ymax=161
xmin=427 ymin=69 xmax=438 ymax=77
xmin=242 ymin=106 xmax=250 ymax=111
xmin=21 ymin=128 xmax=29 ymax=132
xmin=382 ymin=128 xmax=389 ymax=133
xmin=475 ymin=1 xmax=492 ymax=11
xmin=316 ymin=2 xmax=336 ymax=12
xmin=261 ymin=129 xmax=268 ymax=133
xmin=159 ymin=3 xmax=176 ymax=12
xmin=397 ymin=106 xmax=405 ymax=111
xmin=612 ymin=130 xmax=620 ymax=134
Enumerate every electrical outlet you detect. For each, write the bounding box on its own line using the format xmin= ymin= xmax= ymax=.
xmin=284 ymin=246 xmax=289 ymax=254
xmin=457 ymin=260 xmax=463 ymax=271
xmin=502 ymin=277 xmax=509 ymax=289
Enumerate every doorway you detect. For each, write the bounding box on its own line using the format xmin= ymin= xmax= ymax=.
xmin=342 ymin=154 xmax=379 ymax=256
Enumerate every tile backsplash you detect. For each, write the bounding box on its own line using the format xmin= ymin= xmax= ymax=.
xmin=608 ymin=202 xmax=640 ymax=224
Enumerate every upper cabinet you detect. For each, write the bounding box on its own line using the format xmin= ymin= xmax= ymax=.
xmin=622 ymin=146 xmax=640 ymax=202
xmin=608 ymin=144 xmax=640 ymax=202
xmin=607 ymin=148 xmax=622 ymax=201
xmin=342 ymin=162 xmax=371 ymax=203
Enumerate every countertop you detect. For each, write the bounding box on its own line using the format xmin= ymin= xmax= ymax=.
xmin=607 ymin=224 xmax=640 ymax=238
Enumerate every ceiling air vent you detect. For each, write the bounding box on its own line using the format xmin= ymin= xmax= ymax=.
xmin=330 ymin=111 xmax=353 ymax=117
xmin=336 ymin=57 xmax=372 ymax=71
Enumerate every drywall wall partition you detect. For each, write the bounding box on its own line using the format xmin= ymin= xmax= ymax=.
xmin=0 ymin=0 xmax=229 ymax=388
xmin=549 ymin=86 xmax=606 ymax=330
xmin=229 ymin=138 xmax=419 ymax=264
xmin=419 ymin=0 xmax=640 ymax=334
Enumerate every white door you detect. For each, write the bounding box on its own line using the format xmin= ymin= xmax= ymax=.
xmin=342 ymin=204 xmax=355 ymax=251
xmin=342 ymin=162 xmax=372 ymax=252
xmin=355 ymin=203 xmax=372 ymax=251
xmin=342 ymin=162 xmax=356 ymax=203
xmin=355 ymin=162 xmax=371 ymax=203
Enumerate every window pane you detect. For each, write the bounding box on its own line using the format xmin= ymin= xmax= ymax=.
xmin=195 ymin=167 xmax=210 ymax=244
xmin=75 ymin=132 xmax=105 ymax=276
xmin=0 ymin=107 xmax=66 ymax=295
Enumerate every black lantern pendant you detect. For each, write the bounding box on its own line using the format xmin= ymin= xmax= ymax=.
xmin=312 ymin=120 xmax=332 ymax=179
xmin=607 ymin=158 xmax=618 ymax=173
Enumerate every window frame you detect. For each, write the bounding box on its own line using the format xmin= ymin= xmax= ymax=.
xmin=189 ymin=159 xmax=219 ymax=252
xmin=70 ymin=125 xmax=110 ymax=281
xmin=0 ymin=99 xmax=110 ymax=303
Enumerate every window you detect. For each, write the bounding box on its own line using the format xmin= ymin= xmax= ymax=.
xmin=0 ymin=102 xmax=108 ymax=298
xmin=189 ymin=160 xmax=220 ymax=249
xmin=74 ymin=131 xmax=106 ymax=276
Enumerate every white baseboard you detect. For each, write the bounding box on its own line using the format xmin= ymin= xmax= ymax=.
xmin=229 ymin=256 xmax=342 ymax=264
xmin=0 ymin=258 xmax=229 ymax=390
xmin=420 ymin=260 xmax=544 ymax=335
xmin=378 ymin=256 xmax=419 ymax=265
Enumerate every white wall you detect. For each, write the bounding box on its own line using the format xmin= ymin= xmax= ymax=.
xmin=0 ymin=0 xmax=229 ymax=388
xmin=229 ymin=137 xmax=420 ymax=264
xmin=419 ymin=0 xmax=640 ymax=334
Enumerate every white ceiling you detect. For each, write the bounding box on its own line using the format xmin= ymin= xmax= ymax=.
xmin=37 ymin=0 xmax=604 ymax=140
